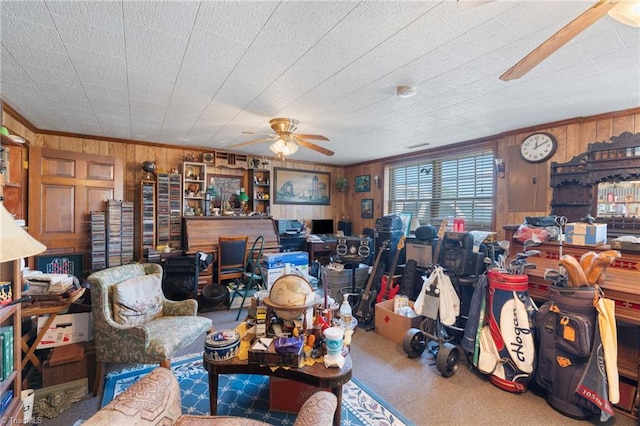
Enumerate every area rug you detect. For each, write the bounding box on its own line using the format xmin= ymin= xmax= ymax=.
xmin=102 ymin=353 xmax=412 ymax=426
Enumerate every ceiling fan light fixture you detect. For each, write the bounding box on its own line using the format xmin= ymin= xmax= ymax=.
xmin=397 ymin=85 xmax=417 ymax=98
xmin=269 ymin=137 xmax=299 ymax=156
xmin=608 ymin=0 xmax=640 ymax=27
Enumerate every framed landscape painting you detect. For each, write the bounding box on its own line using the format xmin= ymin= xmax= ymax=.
xmin=355 ymin=175 xmax=370 ymax=192
xmin=273 ymin=168 xmax=331 ymax=205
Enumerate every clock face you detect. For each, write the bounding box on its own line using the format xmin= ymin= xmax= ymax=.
xmin=520 ymin=133 xmax=557 ymax=163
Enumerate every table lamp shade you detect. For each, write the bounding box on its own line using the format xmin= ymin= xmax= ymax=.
xmin=0 ymin=204 xmax=46 ymax=262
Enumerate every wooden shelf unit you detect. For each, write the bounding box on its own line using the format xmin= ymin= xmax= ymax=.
xmin=156 ymin=173 xmax=182 ymax=250
xmin=139 ymin=181 xmax=156 ymax=261
xmin=248 ymin=168 xmax=271 ymax=215
xmin=182 ymin=162 xmax=207 ymax=216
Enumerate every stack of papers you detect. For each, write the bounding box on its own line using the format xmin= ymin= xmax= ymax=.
xmin=24 ymin=273 xmax=73 ymax=294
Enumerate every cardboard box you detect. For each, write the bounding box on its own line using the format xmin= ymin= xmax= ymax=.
xmin=374 ymin=299 xmax=422 ymax=345
xmin=269 ymin=377 xmax=329 ymax=413
xmin=565 ymin=223 xmax=607 ymax=246
xmin=261 ymin=251 xmax=309 ymax=269
xmin=37 ymin=312 xmax=92 ymax=349
xmin=261 ymin=264 xmax=309 ymax=290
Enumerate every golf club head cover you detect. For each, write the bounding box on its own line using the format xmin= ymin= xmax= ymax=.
xmin=486 ymin=270 xmax=536 ymax=393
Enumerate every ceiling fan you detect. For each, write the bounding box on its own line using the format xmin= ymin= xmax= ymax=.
xmin=229 ymin=118 xmax=334 ymax=158
xmin=459 ymin=0 xmax=640 ymax=81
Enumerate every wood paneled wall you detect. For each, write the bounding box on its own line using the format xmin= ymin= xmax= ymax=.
xmin=3 ymin=106 xmax=639 ymax=242
xmin=1 ymin=108 xmax=346 ymax=237
xmin=344 ymin=109 xmax=640 ymax=239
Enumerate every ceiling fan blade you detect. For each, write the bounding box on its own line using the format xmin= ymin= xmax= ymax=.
xmin=228 ymin=137 xmax=275 ymax=148
xmin=295 ymin=133 xmax=330 ymax=141
xmin=499 ymin=0 xmax=620 ymax=81
xmin=297 ymin=139 xmax=335 ymax=156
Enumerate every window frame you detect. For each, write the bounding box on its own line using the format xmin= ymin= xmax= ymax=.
xmin=384 ymin=143 xmax=497 ymax=231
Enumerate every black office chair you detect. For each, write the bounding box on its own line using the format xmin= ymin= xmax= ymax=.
xmin=217 ymin=235 xmax=248 ymax=286
xmin=229 ymin=235 xmax=265 ymax=320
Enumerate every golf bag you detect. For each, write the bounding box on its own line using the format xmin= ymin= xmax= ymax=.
xmin=535 ymin=286 xmax=600 ymax=419
xmin=478 ymin=270 xmax=536 ymax=393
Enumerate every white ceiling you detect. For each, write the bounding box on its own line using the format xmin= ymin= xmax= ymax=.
xmin=1 ymin=1 xmax=639 ymax=166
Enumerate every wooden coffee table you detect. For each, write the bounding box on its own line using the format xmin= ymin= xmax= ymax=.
xmin=203 ymin=353 xmax=352 ymax=426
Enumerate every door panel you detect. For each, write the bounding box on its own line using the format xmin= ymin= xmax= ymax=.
xmin=29 ymin=147 xmax=123 ymax=276
xmin=41 ymin=185 xmax=74 ymax=233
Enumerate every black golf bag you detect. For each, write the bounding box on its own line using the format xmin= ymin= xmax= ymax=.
xmin=535 ymin=285 xmax=602 ymax=419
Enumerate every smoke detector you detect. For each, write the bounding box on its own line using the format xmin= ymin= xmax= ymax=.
xmin=397 ymin=85 xmax=417 ymax=98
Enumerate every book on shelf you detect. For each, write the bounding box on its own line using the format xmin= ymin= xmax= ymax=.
xmin=0 ymin=325 xmax=14 ymax=381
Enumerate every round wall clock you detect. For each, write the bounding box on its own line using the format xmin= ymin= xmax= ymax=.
xmin=520 ymin=132 xmax=557 ymax=163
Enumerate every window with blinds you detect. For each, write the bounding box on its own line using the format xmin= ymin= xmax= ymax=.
xmin=388 ymin=149 xmax=495 ymax=230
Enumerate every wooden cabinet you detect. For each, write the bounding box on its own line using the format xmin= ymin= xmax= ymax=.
xmin=248 ymin=168 xmax=270 ymax=215
xmin=182 ymin=162 xmax=207 ymax=216
xmin=156 ymin=173 xmax=182 ymax=250
xmin=0 ymin=134 xmax=26 ymax=222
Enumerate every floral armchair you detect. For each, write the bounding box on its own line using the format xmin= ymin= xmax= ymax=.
xmin=87 ymin=263 xmax=212 ymax=397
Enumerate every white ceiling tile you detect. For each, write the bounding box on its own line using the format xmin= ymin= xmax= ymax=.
xmin=0 ymin=14 xmax=65 ymax=52
xmin=123 ymin=1 xmax=198 ymax=39
xmin=195 ymin=1 xmax=278 ymax=45
xmin=1 ymin=0 xmax=638 ymax=166
xmin=46 ymin=0 xmax=123 ymax=32
xmin=260 ymin=1 xmax=356 ymax=50
xmin=1 ymin=1 xmax=54 ymax=27
xmin=124 ymin=20 xmax=188 ymax=63
xmin=51 ymin=14 xmax=124 ymax=57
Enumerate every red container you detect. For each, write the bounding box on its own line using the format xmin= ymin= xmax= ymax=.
xmin=453 ymin=217 xmax=465 ymax=232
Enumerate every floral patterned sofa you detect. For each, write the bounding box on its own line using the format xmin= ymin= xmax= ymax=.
xmin=87 ymin=263 xmax=212 ymax=396
xmin=83 ymin=367 xmax=338 ymax=426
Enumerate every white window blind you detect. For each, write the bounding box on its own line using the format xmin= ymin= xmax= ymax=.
xmin=388 ymin=149 xmax=494 ymax=230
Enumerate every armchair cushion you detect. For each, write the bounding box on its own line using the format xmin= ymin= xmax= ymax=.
xmin=112 ymin=273 xmax=164 ymax=326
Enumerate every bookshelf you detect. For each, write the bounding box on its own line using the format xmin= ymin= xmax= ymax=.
xmin=248 ymin=168 xmax=270 ymax=215
xmin=182 ymin=162 xmax=206 ymax=216
xmin=156 ymin=173 xmax=182 ymax=250
xmin=140 ymin=182 xmax=156 ymax=261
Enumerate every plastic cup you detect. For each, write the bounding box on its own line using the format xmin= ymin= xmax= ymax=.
xmin=323 ymin=326 xmax=344 ymax=356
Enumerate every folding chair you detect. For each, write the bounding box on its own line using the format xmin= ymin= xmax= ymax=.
xmin=229 ymin=235 xmax=265 ymax=320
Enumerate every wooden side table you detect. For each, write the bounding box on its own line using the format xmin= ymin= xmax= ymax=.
xmin=203 ymin=354 xmax=352 ymax=426
xmin=20 ymin=288 xmax=85 ymax=375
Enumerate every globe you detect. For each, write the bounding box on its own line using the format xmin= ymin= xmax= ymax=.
xmin=266 ymin=275 xmax=318 ymax=320
xmin=142 ymin=161 xmax=156 ymax=181
xmin=142 ymin=161 xmax=156 ymax=173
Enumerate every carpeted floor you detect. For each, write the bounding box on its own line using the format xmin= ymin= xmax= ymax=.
xmin=41 ymin=307 xmax=637 ymax=426
xmin=102 ymin=353 xmax=411 ymax=425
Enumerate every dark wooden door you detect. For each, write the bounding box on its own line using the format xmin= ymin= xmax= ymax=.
xmin=28 ymin=147 xmax=123 ymax=274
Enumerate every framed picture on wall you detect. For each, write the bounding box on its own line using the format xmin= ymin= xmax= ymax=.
xmin=273 ymin=168 xmax=331 ymax=205
xmin=355 ymin=175 xmax=370 ymax=192
xmin=361 ymin=199 xmax=373 ymax=218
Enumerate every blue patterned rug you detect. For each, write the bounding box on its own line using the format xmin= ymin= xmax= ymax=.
xmin=102 ymin=354 xmax=412 ymax=426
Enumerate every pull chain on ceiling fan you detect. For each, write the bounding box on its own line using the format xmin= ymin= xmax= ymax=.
xmin=230 ymin=118 xmax=334 ymax=159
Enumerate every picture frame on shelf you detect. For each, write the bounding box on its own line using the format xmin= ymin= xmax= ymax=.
xmin=273 ymin=168 xmax=330 ymax=205
xmin=361 ymin=199 xmax=373 ymax=218
xmin=355 ymin=175 xmax=370 ymax=192
xmin=207 ymin=174 xmax=243 ymax=209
